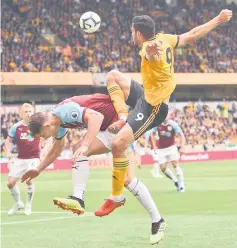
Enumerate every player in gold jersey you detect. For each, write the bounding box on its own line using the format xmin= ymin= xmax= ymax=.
xmin=95 ymin=9 xmax=232 ymax=244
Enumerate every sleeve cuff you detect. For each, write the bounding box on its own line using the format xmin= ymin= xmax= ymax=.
xmin=174 ymin=36 xmax=180 ymax=48
xmin=55 ymin=130 xmax=68 ymax=140
xmin=82 ymin=107 xmax=87 ymax=124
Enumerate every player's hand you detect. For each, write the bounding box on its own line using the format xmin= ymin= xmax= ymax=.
xmin=145 ymin=41 xmax=163 ymax=59
xmin=21 ymin=169 xmax=40 ymax=183
xmin=179 ymin=146 xmax=185 ymax=156
xmin=7 ymin=157 xmax=14 ymax=171
xmin=72 ymin=144 xmax=89 ymax=163
xmin=218 ymin=9 xmax=232 ymax=23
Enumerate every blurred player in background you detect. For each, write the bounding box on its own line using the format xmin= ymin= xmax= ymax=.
xmin=150 ymin=119 xmax=186 ymax=192
xmin=142 ymin=129 xmax=163 ymax=178
xmin=101 ymin=10 xmax=232 ymax=222
xmin=4 ymin=103 xmax=40 ymax=215
xmin=22 ymin=93 xmax=166 ymax=245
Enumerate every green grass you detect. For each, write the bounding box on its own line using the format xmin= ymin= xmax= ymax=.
xmin=1 ymin=160 xmax=237 ymax=248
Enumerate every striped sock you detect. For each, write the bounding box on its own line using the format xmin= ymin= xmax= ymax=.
xmin=107 ymin=84 xmax=128 ymax=119
xmin=112 ymin=158 xmax=129 ymax=197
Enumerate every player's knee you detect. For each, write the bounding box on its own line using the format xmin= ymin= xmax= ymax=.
xmin=111 ymin=137 xmax=127 ymax=154
xmin=172 ymin=161 xmax=178 ymax=168
xmin=26 ymin=180 xmax=33 ymax=186
xmin=7 ymin=181 xmax=16 ymax=189
xmin=106 ymin=70 xmax=119 ymax=84
xmin=124 ymin=174 xmax=134 ymax=186
xmin=160 ymin=164 xmax=166 ymax=172
xmin=106 ymin=70 xmax=124 ymax=86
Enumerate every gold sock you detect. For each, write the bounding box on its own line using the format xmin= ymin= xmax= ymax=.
xmin=107 ymin=84 xmax=128 ymax=118
xmin=112 ymin=158 xmax=129 ymax=196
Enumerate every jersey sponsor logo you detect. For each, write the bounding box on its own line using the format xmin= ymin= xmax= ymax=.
xmin=20 ymin=133 xmax=28 ymax=140
xmin=71 ymin=111 xmax=79 ymax=119
xmin=135 ymin=113 xmax=144 ymax=121
xmin=160 ymin=131 xmax=172 ymax=137
xmin=20 ymin=132 xmax=35 ymax=141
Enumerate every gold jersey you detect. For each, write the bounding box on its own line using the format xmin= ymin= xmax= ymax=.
xmin=139 ymin=33 xmax=179 ymax=106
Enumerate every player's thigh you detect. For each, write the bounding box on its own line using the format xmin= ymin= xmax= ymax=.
xmin=157 ymin=149 xmax=168 ymax=166
xmin=8 ymin=158 xmax=27 ymax=179
xmin=127 ymin=97 xmax=156 ymax=140
xmin=167 ymin=146 xmax=180 ymax=165
xmin=73 ymin=131 xmax=111 ymax=157
xmin=153 ymin=103 xmax=169 ymax=128
xmin=126 ymin=80 xmax=144 ymax=109
xmin=26 ymin=158 xmax=40 ymax=170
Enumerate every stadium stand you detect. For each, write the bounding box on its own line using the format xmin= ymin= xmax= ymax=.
xmin=1 ymin=0 xmax=237 ymax=73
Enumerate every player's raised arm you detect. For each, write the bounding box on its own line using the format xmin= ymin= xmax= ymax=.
xmin=178 ymin=9 xmax=232 ymax=47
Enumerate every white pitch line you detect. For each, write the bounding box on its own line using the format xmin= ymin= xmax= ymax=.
xmin=1 ymin=213 xmax=94 ymax=225
xmin=1 ymin=216 xmax=77 ymax=225
xmin=1 ymin=210 xmax=94 ymax=216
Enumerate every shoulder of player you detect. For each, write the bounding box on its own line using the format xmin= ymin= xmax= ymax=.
xmin=167 ymin=119 xmax=178 ymax=127
xmin=11 ymin=120 xmax=24 ymax=130
xmin=156 ymin=33 xmax=178 ymax=47
xmin=8 ymin=121 xmax=24 ymax=137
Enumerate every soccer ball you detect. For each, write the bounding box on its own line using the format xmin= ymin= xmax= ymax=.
xmin=79 ymin=12 xmax=101 ymax=33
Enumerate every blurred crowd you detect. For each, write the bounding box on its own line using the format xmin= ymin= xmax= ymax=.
xmin=1 ymin=0 xmax=237 ymax=73
xmin=1 ymin=101 xmax=237 ymax=158
xmin=172 ymin=101 xmax=237 ymax=150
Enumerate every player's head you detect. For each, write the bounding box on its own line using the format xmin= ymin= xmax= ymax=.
xmin=29 ymin=112 xmax=54 ymax=139
xmin=131 ymin=15 xmax=155 ymax=46
xmin=20 ymin=103 xmax=34 ymax=123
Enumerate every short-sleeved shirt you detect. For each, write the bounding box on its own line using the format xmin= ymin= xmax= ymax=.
xmin=139 ymin=33 xmax=179 ymax=106
xmin=155 ymin=119 xmax=182 ymax=149
xmin=9 ymin=121 xmax=40 ymax=159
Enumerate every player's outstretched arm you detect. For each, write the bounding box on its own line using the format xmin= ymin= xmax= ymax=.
xmin=82 ymin=109 xmax=104 ymax=147
xmin=21 ymin=138 xmax=65 ymax=182
xmin=177 ymin=131 xmax=186 ymax=155
xmin=4 ymin=137 xmax=13 ymax=159
xmin=38 ymin=138 xmax=65 ymax=173
xmin=178 ymin=9 xmax=232 ymax=47
xmin=72 ymin=109 xmax=104 ymax=161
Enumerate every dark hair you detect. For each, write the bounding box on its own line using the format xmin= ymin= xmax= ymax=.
xmin=132 ymin=15 xmax=155 ymax=39
xmin=29 ymin=112 xmax=47 ymax=136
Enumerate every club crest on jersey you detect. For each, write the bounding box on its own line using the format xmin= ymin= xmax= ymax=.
xmin=71 ymin=111 xmax=79 ymax=119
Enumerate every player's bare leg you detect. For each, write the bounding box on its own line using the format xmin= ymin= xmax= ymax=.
xmin=171 ymin=161 xmax=185 ymax=192
xmin=7 ymin=177 xmax=24 ymax=215
xmin=160 ymin=163 xmax=179 ymax=191
xmin=106 ymin=70 xmax=131 ymax=134
xmin=54 ymin=137 xmax=110 ymax=215
xmin=125 ymin=150 xmax=167 ymax=244
xmin=25 ymin=180 xmax=35 ymax=215
xmin=95 ymin=124 xmax=134 ymax=217
xmin=151 ymin=151 xmax=163 ymax=178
